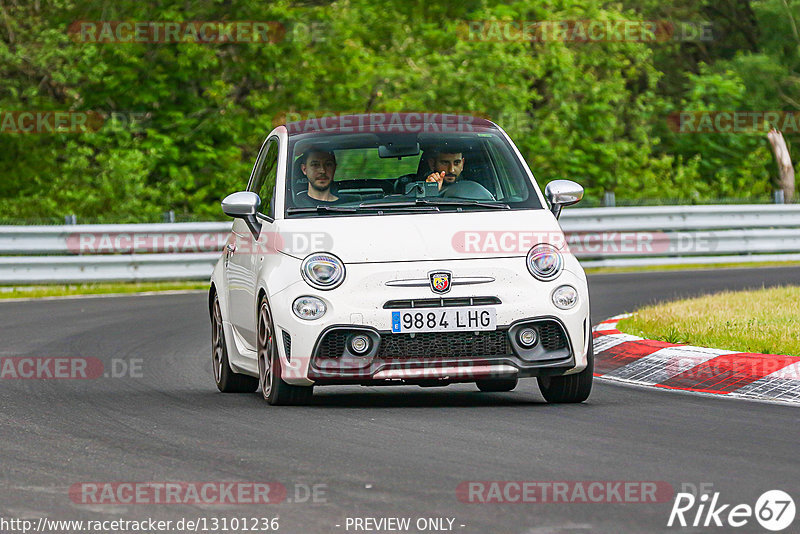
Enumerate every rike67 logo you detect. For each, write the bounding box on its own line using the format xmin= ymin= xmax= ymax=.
xmin=668 ymin=488 xmax=795 ymax=531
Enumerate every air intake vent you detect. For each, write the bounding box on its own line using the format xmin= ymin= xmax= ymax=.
xmin=537 ymin=321 xmax=568 ymax=351
xmin=282 ymin=330 xmax=292 ymax=361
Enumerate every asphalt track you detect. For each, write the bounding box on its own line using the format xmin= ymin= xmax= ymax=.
xmin=1 ymin=266 xmax=799 ymax=534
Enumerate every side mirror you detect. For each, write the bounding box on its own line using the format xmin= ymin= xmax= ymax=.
xmin=221 ymin=191 xmax=262 ymax=238
xmin=544 ymin=180 xmax=584 ymax=219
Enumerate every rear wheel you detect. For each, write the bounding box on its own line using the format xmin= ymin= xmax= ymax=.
xmin=476 ymin=378 xmax=518 ymax=392
xmin=211 ymin=293 xmax=258 ymax=393
xmin=537 ymin=337 xmax=594 ymax=403
xmin=257 ymin=297 xmax=313 ymax=405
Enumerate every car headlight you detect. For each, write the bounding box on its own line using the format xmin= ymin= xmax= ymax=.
xmin=526 ymin=244 xmax=562 ymax=281
xmin=301 ymin=252 xmax=345 ymax=290
xmin=552 ymin=285 xmax=578 ymax=309
xmin=292 ymin=296 xmax=327 ymax=320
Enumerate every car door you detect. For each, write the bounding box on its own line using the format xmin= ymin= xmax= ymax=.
xmin=227 ymin=136 xmax=279 ymax=350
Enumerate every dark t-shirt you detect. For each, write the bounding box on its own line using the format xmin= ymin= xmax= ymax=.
xmin=294 ymin=191 xmax=359 ymax=207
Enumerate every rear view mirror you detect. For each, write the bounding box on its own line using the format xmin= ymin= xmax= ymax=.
xmin=544 ymin=180 xmax=584 ymax=219
xmin=379 ymin=142 xmax=420 ymax=159
xmin=221 ymin=191 xmax=262 ymax=238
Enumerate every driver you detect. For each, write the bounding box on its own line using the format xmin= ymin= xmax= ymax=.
xmin=297 ymin=148 xmax=339 ymax=204
xmin=424 ymin=148 xmax=465 ymax=191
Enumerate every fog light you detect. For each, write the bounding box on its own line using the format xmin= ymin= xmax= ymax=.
xmin=518 ymin=328 xmax=538 ymax=347
xmin=552 ymin=285 xmax=578 ymax=310
xmin=350 ymin=335 xmax=370 ymax=355
xmin=292 ymin=296 xmax=326 ymax=320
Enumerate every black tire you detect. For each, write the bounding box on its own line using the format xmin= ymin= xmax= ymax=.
xmin=537 ymin=337 xmax=594 ymax=403
xmin=211 ymin=292 xmax=258 ymax=393
xmin=476 ymin=378 xmax=518 ymax=392
xmin=257 ymin=297 xmax=313 ymax=406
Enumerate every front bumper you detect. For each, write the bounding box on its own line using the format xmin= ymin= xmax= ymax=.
xmin=305 ymin=317 xmax=577 ymax=385
xmin=269 ymin=257 xmax=590 ymax=386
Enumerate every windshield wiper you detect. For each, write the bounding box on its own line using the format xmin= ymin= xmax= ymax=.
xmin=286 ymin=206 xmax=359 ymax=214
xmin=403 ymin=198 xmax=511 ymax=210
xmin=288 ymin=199 xmax=509 ymax=215
xmin=287 ymin=204 xmax=438 ymax=215
xmin=357 ymin=201 xmax=440 ymax=211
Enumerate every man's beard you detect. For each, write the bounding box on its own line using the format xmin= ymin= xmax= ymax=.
xmin=309 ymin=177 xmax=331 ymax=192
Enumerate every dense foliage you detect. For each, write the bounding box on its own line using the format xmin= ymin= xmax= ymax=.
xmin=0 ymin=0 xmax=797 ymax=221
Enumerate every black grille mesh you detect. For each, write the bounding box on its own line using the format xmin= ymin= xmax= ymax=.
xmin=377 ymin=330 xmax=510 ymax=359
xmin=316 ymin=331 xmax=349 ymax=359
xmin=282 ymin=330 xmax=292 ymax=361
xmin=537 ymin=321 xmax=568 ymax=351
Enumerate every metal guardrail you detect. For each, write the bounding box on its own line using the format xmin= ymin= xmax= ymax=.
xmin=0 ymin=253 xmax=219 ymax=284
xmin=560 ymin=205 xmax=800 ymax=268
xmin=0 ymin=204 xmax=798 ymax=283
xmin=0 ymin=222 xmax=231 ymax=255
xmin=559 ymin=204 xmax=800 ymax=231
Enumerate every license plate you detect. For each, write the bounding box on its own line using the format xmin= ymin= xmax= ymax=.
xmin=391 ymin=307 xmax=497 ymax=333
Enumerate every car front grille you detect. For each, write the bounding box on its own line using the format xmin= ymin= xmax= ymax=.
xmin=314 ymin=329 xmax=511 ymax=360
xmin=377 ymin=330 xmax=511 ymax=359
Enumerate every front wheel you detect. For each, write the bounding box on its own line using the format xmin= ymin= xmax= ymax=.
xmin=537 ymin=337 xmax=594 ymax=403
xmin=257 ymin=298 xmax=313 ymax=405
xmin=211 ymin=292 xmax=258 ymax=393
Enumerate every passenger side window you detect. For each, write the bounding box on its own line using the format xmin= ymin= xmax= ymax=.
xmin=250 ymin=138 xmax=279 ymax=217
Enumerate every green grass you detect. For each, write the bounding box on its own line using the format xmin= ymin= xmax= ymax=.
xmin=617 ymin=285 xmax=800 ymax=357
xmin=584 ymin=261 xmax=800 ymax=274
xmin=0 ymin=281 xmax=208 ymax=299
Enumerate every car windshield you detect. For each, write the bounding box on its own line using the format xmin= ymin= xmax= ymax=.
xmin=284 ymin=122 xmax=542 ymax=217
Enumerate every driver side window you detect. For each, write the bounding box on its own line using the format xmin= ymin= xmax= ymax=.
xmin=250 ymin=138 xmax=279 ymax=217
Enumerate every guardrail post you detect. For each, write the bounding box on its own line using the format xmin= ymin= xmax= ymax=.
xmin=774 ymin=190 xmax=785 ymax=204
xmin=64 ymin=214 xmax=77 ymax=225
xmin=603 ymin=191 xmax=616 ymax=207
xmin=163 ymin=210 xmax=175 ymax=223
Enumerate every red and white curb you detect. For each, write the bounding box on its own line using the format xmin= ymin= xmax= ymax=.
xmin=593 ymin=314 xmax=800 ymax=404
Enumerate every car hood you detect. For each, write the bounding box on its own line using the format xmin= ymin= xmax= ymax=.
xmin=275 ymin=209 xmax=565 ymax=263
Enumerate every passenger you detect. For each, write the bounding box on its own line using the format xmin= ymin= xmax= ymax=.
xmin=297 ymin=148 xmax=339 ymax=204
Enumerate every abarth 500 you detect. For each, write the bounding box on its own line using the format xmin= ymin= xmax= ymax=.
xmin=209 ymin=113 xmax=591 ymax=405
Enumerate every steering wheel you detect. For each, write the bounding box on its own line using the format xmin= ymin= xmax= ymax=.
xmin=441 ymin=180 xmax=496 ymax=201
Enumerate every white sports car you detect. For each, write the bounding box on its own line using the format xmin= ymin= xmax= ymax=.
xmin=209 ymin=113 xmax=592 ymax=405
